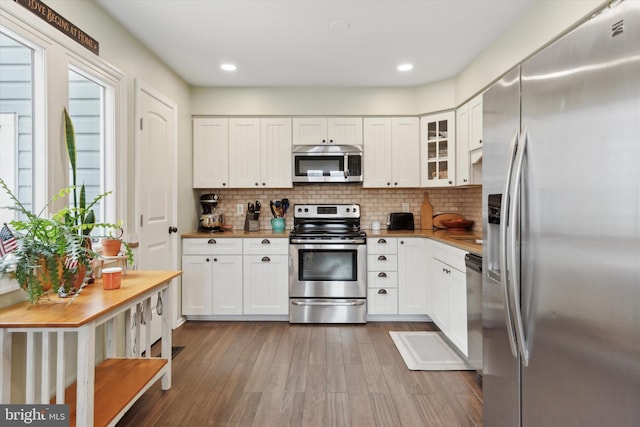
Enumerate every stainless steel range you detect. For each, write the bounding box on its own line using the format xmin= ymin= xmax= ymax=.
xmin=289 ymin=204 xmax=367 ymax=323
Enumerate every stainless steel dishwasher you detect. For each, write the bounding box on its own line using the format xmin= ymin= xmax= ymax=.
xmin=465 ymin=253 xmax=483 ymax=374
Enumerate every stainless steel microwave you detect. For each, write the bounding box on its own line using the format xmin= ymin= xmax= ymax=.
xmin=292 ymin=145 xmax=363 ymax=183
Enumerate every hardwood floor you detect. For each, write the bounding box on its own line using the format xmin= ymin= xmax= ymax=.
xmin=116 ymin=321 xmax=482 ymax=427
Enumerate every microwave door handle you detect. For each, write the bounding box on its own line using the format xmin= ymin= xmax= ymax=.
xmin=344 ymin=154 xmax=349 ymax=179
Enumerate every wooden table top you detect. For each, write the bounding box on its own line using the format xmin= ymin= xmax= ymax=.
xmin=0 ymin=270 xmax=181 ymax=329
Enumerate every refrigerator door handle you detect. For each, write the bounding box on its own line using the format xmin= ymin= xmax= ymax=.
xmin=509 ymin=126 xmax=530 ymax=366
xmin=500 ymin=128 xmax=520 ymax=359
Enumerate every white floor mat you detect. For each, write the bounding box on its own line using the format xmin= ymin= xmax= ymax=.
xmin=389 ymin=331 xmax=472 ymax=371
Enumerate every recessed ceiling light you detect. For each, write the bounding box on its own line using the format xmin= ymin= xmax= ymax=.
xmin=397 ymin=63 xmax=414 ymax=72
xmin=220 ymin=63 xmax=237 ymax=71
xmin=329 ymin=20 xmax=350 ymax=31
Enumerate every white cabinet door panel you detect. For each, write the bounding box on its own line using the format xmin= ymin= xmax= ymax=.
xmin=181 ymin=256 xmax=213 ymax=315
xmin=193 ymin=118 xmax=228 ymax=188
xmin=243 ymin=254 xmax=289 ymax=315
xmin=211 ymin=254 xmax=243 ymax=315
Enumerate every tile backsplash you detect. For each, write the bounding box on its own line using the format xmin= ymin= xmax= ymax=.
xmin=197 ymin=185 xmax=482 ymax=233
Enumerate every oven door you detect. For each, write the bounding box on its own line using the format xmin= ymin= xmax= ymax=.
xmin=289 ymin=242 xmax=367 ymax=298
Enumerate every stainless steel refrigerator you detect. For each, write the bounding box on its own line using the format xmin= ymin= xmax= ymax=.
xmin=482 ymin=1 xmax=640 ymax=426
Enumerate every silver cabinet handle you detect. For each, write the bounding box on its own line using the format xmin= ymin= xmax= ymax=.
xmin=261 ymin=239 xmax=270 ymax=244
xmin=500 ymin=128 xmax=520 ymax=360
xmin=509 ymin=126 xmax=530 ymax=367
xmin=208 ymin=239 xmax=216 ymax=244
xmin=261 ymin=256 xmax=271 ymax=262
xmin=377 ymin=238 xmax=387 ymax=244
xmin=378 ymin=289 xmax=387 ymax=295
xmin=378 ymin=255 xmax=387 ymax=261
xmin=378 ymin=272 xmax=387 ymax=278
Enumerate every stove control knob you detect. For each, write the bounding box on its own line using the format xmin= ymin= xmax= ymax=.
xmin=304 ymin=208 xmax=309 ymax=212
xmin=297 ymin=207 xmax=302 ymax=213
xmin=346 ymin=208 xmax=350 ymax=212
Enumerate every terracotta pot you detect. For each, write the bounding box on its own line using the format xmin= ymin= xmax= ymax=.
xmin=101 ymin=238 xmax=122 ymax=256
xmin=72 ymin=264 xmax=87 ymax=290
xmin=35 ymin=257 xmax=63 ymax=292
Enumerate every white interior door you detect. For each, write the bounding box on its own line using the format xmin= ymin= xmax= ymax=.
xmin=135 ymin=80 xmax=178 ymax=344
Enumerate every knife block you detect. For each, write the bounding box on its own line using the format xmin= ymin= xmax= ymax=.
xmin=244 ymin=212 xmax=260 ymax=232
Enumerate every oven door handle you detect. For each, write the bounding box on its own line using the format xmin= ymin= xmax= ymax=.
xmin=291 ymin=300 xmax=366 ymax=307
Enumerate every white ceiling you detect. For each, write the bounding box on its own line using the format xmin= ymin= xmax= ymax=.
xmin=95 ymin=0 xmax=536 ymax=87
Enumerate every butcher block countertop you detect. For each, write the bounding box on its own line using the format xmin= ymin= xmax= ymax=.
xmin=0 ymin=270 xmax=182 ymax=328
xmin=182 ymin=229 xmax=482 ymax=256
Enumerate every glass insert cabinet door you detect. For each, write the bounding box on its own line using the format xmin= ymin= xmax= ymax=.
xmin=421 ymin=111 xmax=456 ymax=187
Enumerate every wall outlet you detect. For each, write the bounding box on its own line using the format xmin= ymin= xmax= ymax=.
xmin=402 ymin=203 xmax=410 ymax=212
xmin=237 ymin=203 xmax=244 ymax=214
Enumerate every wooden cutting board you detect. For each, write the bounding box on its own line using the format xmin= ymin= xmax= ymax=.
xmin=420 ymin=193 xmax=433 ymax=230
xmin=433 ymin=213 xmax=465 ymax=229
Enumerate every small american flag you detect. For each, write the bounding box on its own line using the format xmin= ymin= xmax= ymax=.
xmin=1 ymin=223 xmax=18 ymax=257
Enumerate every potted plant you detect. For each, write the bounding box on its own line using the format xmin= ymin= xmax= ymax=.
xmin=0 ymin=109 xmax=132 ymax=303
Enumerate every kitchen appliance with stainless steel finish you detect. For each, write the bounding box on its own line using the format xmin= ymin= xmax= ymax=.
xmin=198 ymin=193 xmax=224 ymax=232
xmin=292 ymin=145 xmax=363 ymax=183
xmin=482 ymin=2 xmax=640 ymax=425
xmin=289 ymin=204 xmax=367 ymax=323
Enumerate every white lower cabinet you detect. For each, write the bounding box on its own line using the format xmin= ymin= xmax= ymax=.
xmin=182 ymin=238 xmax=243 ymax=316
xmin=397 ymin=238 xmax=429 ymax=315
xmin=181 ymin=255 xmax=213 ymax=315
xmin=428 ymin=240 xmax=468 ymax=355
xmin=243 ymin=238 xmax=289 ymax=315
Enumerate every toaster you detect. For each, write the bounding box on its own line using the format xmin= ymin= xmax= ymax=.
xmin=387 ymin=212 xmax=415 ymax=230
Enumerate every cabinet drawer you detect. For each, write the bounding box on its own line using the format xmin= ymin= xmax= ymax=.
xmin=367 ymin=237 xmax=398 ymax=254
xmin=431 ymin=240 xmax=467 ymax=272
xmin=367 ymin=288 xmax=398 ymax=315
xmin=183 ymin=238 xmax=243 ymax=255
xmin=367 ymin=254 xmax=398 ymax=271
xmin=243 ymin=238 xmax=288 ymax=255
xmin=367 ymin=271 xmax=398 ymax=288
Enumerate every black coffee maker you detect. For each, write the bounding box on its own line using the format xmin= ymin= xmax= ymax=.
xmin=199 ymin=194 xmax=223 ymax=231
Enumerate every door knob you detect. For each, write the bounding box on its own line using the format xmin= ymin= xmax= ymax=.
xmin=168 ymin=226 xmax=178 ymax=234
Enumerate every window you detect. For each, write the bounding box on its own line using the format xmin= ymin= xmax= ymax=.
xmin=0 ymin=4 xmax=126 ymax=297
xmin=68 ymin=68 xmax=106 ymax=224
xmin=0 ymin=31 xmax=37 ymax=223
xmin=0 ymin=28 xmax=43 ymax=294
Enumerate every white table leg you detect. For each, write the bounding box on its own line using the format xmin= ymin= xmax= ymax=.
xmin=0 ymin=330 xmax=11 ymax=403
xmin=161 ymin=286 xmax=171 ymax=390
xmin=76 ymin=325 xmax=96 ymax=427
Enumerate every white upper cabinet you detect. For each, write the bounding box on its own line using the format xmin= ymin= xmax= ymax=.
xmin=456 ymin=104 xmax=471 ymax=185
xmin=293 ymin=117 xmax=362 ymax=145
xmin=420 ymin=111 xmax=456 ymax=187
xmin=363 ymin=117 xmax=419 ymax=188
xmin=193 ymin=118 xmax=229 ymax=188
xmin=228 ymin=118 xmax=292 ymax=188
xmin=468 ymin=94 xmax=483 ymax=151
xmin=229 ymin=118 xmax=261 ymax=188
xmin=260 ymin=118 xmax=293 ymax=188
xmin=456 ymin=94 xmax=483 ymax=186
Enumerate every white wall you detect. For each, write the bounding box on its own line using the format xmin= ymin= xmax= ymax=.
xmin=191 ymin=86 xmax=420 ymax=116
xmin=455 ymin=0 xmax=605 ymax=104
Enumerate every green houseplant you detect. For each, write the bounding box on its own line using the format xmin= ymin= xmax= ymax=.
xmin=0 ymin=109 xmax=132 ymax=303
